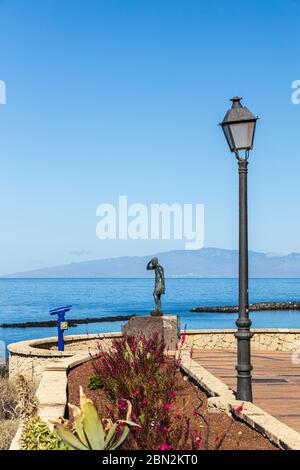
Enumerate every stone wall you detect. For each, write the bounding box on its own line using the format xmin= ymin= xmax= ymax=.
xmin=8 ymin=332 xmax=122 ymax=381
xmin=183 ymin=329 xmax=300 ymax=352
xmin=8 ymin=329 xmax=300 ymax=382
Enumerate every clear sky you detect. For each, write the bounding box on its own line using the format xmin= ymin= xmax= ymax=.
xmin=1 ymin=0 xmax=300 ymax=275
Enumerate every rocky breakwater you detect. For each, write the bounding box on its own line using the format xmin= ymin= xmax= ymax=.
xmin=191 ymin=301 xmax=300 ymax=313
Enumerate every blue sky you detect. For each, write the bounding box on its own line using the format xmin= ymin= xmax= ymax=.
xmin=1 ymin=0 xmax=300 ymax=275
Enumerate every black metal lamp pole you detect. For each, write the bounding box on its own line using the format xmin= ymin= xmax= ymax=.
xmin=220 ymin=97 xmax=258 ymax=402
xmin=236 ymin=156 xmax=253 ymax=401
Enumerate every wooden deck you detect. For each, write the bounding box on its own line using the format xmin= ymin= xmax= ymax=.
xmin=192 ymin=350 xmax=300 ymax=433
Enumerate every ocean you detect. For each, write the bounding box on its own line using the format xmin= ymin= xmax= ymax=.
xmin=1 ymin=278 xmax=300 ymax=354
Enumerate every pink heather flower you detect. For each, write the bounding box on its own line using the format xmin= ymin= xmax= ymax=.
xmin=181 ymin=331 xmax=187 ymax=344
xmin=119 ymin=399 xmax=127 ymax=413
xmin=193 ymin=408 xmax=200 ymax=417
xmin=163 ymin=403 xmax=172 ymax=411
xmin=133 ymin=389 xmax=139 ymax=397
xmin=161 ymin=425 xmax=169 ymax=433
xmin=131 ymin=414 xmax=137 ymax=421
xmin=175 ymin=358 xmax=182 ymax=369
xmin=235 ymin=403 xmax=244 ymax=414
xmin=142 ymin=398 xmax=149 ymax=405
xmin=169 ymin=390 xmax=177 ymax=400
xmin=195 ymin=436 xmax=203 ymax=446
xmin=159 ymin=444 xmax=173 ymax=450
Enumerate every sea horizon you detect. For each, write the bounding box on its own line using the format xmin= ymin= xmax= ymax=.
xmin=1 ymin=277 xmax=300 ymax=351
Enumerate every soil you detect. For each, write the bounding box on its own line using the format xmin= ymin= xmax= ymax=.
xmin=67 ymin=360 xmax=277 ymax=451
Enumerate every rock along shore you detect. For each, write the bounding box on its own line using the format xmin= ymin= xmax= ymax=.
xmin=191 ymin=301 xmax=300 ymax=313
xmin=0 ymin=314 xmax=135 ymax=328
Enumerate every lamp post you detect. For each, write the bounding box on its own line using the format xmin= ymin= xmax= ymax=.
xmin=220 ymin=97 xmax=258 ymax=402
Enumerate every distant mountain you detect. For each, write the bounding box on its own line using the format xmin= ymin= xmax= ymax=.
xmin=3 ymin=248 xmax=300 ymax=278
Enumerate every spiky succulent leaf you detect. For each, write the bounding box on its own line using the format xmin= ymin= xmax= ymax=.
xmin=82 ymin=400 xmax=105 ymax=449
xmin=53 ymin=422 xmax=89 ymax=450
xmin=109 ymin=425 xmax=130 ymax=450
xmin=104 ymin=422 xmax=118 ymax=447
xmin=79 ymin=386 xmax=105 ymax=449
xmin=69 ymin=404 xmax=89 ymax=448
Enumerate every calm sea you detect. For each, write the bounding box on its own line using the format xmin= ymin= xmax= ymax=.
xmin=1 ymin=278 xmax=300 ymax=353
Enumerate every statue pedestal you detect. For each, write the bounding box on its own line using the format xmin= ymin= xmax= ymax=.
xmin=123 ymin=315 xmax=180 ymax=352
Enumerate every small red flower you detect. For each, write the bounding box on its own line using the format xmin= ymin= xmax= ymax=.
xmin=133 ymin=389 xmax=139 ymax=397
xmin=175 ymin=358 xmax=182 ymax=369
xmin=161 ymin=425 xmax=169 ymax=433
xmin=195 ymin=436 xmax=203 ymax=447
xmin=119 ymin=399 xmax=127 ymax=413
xmin=163 ymin=403 xmax=172 ymax=411
xmin=235 ymin=402 xmax=244 ymax=414
xmin=142 ymin=398 xmax=149 ymax=405
xmin=159 ymin=444 xmax=173 ymax=450
xmin=193 ymin=408 xmax=200 ymax=417
xmin=169 ymin=390 xmax=177 ymax=400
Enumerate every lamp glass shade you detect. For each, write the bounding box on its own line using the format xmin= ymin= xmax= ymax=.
xmin=220 ymin=97 xmax=258 ymax=153
xmin=229 ymin=120 xmax=256 ymax=151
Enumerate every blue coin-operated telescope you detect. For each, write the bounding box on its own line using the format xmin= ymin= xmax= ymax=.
xmin=49 ymin=305 xmax=72 ymax=352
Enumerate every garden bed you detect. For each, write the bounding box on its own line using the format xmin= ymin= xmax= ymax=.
xmin=67 ymin=358 xmax=277 ymax=451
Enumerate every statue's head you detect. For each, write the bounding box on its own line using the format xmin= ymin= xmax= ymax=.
xmin=151 ymin=257 xmax=158 ymax=267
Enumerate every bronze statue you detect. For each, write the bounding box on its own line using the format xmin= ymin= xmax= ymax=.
xmin=146 ymin=257 xmax=165 ymax=316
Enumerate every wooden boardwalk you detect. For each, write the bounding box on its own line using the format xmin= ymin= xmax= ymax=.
xmin=192 ymin=350 xmax=300 ymax=433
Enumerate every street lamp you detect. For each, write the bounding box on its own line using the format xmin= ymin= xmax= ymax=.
xmin=220 ymin=96 xmax=258 ymax=402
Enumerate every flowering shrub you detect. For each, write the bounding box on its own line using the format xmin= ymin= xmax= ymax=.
xmin=90 ymin=334 xmax=195 ymax=449
xmin=89 ymin=333 xmax=227 ymax=450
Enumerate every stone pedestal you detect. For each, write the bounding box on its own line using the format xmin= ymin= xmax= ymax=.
xmin=123 ymin=315 xmax=180 ymax=352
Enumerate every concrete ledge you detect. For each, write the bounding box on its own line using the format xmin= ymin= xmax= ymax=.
xmin=8 ymin=332 xmax=123 ymax=356
xmin=182 ymin=328 xmax=300 ymax=353
xmin=181 ymin=352 xmax=300 ymax=450
xmin=8 ymin=329 xmax=300 ymax=382
xmin=9 ymin=351 xmax=94 ymax=450
xmin=230 ymin=401 xmax=300 ymax=450
xmin=8 ymin=332 xmax=122 ymax=381
xmin=38 ymin=352 xmax=93 ymax=424
xmin=181 ymin=355 xmax=235 ymax=401
xmin=9 ymin=423 xmax=24 ymax=451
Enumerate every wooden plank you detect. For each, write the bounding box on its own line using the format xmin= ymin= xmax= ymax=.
xmin=192 ymin=349 xmax=300 ymax=433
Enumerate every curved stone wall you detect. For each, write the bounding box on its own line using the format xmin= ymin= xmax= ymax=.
xmin=183 ymin=329 xmax=300 ymax=352
xmin=8 ymin=332 xmax=122 ymax=381
xmin=8 ymin=329 xmax=300 ymax=382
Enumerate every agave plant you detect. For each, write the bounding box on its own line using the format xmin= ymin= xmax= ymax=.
xmin=52 ymin=387 xmax=138 ymax=450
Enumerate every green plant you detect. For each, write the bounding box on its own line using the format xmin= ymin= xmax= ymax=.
xmin=20 ymin=417 xmax=68 ymax=450
xmin=52 ymin=387 xmax=138 ymax=450
xmin=87 ymin=375 xmax=104 ymax=390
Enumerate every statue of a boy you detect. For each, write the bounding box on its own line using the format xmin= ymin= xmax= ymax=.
xmin=146 ymin=257 xmax=165 ymax=316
